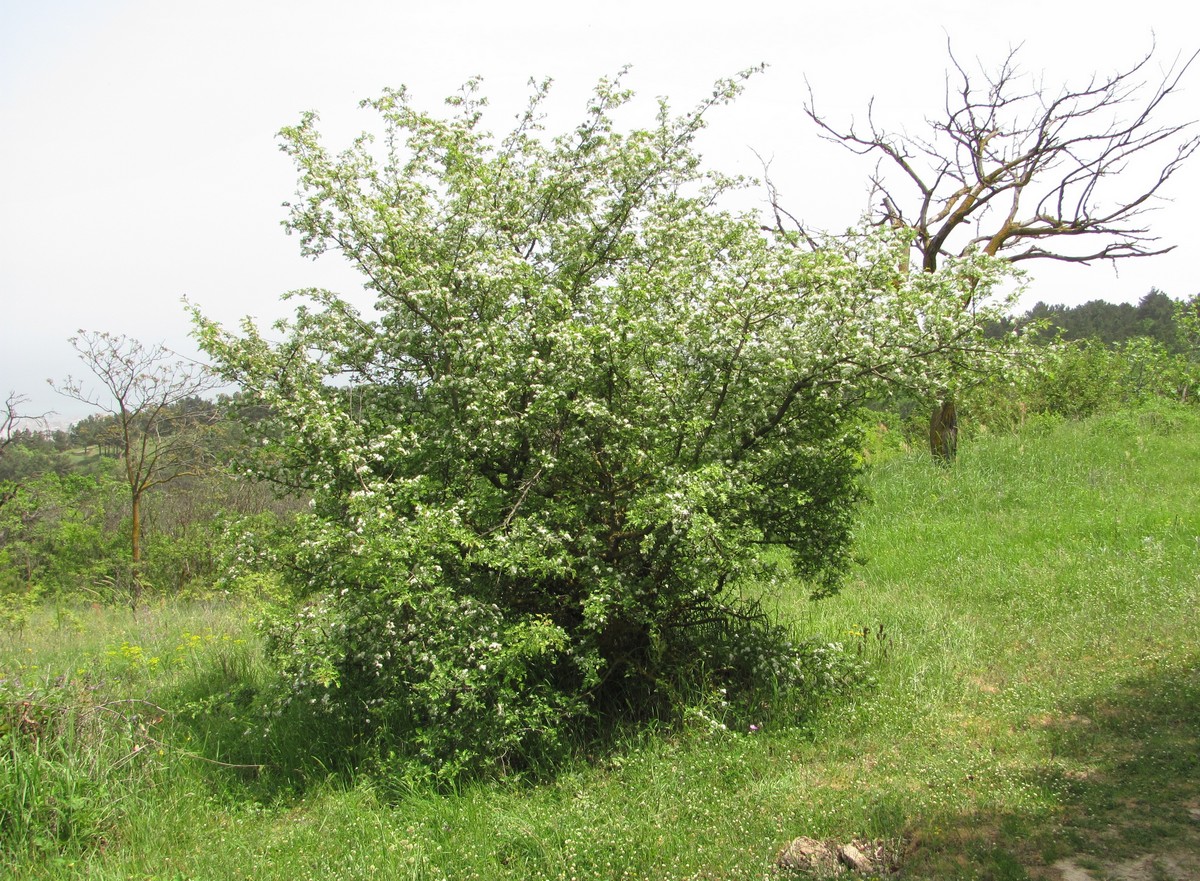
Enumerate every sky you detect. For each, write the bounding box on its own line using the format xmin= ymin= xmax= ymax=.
xmin=2 ymin=0 xmax=1197 ymax=426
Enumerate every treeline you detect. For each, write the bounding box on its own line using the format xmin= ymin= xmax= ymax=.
xmin=986 ymin=288 xmax=1200 ymax=414
xmin=859 ymin=289 xmax=1200 ymax=454
xmin=990 ymin=289 xmax=1192 ymax=351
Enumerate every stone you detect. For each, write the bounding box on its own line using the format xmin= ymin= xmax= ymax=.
xmin=838 ymin=843 xmax=874 ymax=874
xmin=777 ymin=836 xmax=839 ymax=874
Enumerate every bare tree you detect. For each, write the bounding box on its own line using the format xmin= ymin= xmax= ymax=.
xmin=51 ymin=332 xmax=217 ymax=605
xmin=787 ymin=42 xmax=1199 ymax=457
xmin=2 ymin=393 xmax=34 ymax=458
xmin=0 ymin=392 xmax=49 ymax=510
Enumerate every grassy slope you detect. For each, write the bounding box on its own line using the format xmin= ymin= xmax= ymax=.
xmin=5 ymin=404 xmax=1199 ymax=880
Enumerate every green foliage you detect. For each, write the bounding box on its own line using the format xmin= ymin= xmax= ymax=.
xmin=1172 ymin=293 xmax=1200 ymax=403
xmin=194 ymin=72 xmax=1017 ymax=781
xmin=961 ymin=334 xmax=1197 ymax=435
xmin=1032 ymin=339 xmax=1126 ymax=418
xmin=3 ymin=405 xmax=1200 ymax=879
xmin=0 ymin=471 xmax=128 ymax=601
xmin=1021 ymin=289 xmax=1185 ymax=351
xmin=0 ymin=441 xmax=74 ymax=485
xmin=0 ymin=584 xmax=44 ymax=633
xmin=0 ymin=412 xmax=304 ymax=606
xmin=0 ymin=676 xmax=155 ymax=864
xmin=959 ymin=289 xmax=1200 ymax=438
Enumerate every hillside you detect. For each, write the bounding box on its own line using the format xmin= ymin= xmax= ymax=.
xmin=3 ymin=403 xmax=1199 ymax=879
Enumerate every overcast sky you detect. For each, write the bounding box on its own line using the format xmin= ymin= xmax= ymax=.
xmin=2 ymin=0 xmax=1197 ymax=425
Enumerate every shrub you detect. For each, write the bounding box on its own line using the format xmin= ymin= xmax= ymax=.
xmin=195 ymin=72 xmax=1017 ymax=781
xmin=961 ymin=334 xmax=1195 ymax=433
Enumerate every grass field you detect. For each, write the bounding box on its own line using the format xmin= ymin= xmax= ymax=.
xmin=3 ymin=403 xmax=1199 ymax=880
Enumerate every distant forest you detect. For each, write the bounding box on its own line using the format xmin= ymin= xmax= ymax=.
xmin=992 ymin=289 xmax=1192 ymax=351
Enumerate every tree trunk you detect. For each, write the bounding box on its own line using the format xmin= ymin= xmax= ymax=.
xmin=130 ymin=489 xmax=143 ymax=609
xmin=929 ymin=399 xmax=958 ymax=462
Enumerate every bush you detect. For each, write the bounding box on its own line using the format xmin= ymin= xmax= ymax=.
xmin=961 ymin=335 xmax=1196 ymax=433
xmin=195 ymin=72 xmax=1017 ymax=782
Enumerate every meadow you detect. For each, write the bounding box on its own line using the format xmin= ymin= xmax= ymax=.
xmin=3 ymin=403 xmax=1198 ymax=880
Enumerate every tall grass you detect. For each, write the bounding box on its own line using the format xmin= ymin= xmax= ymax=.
xmin=4 ymin=403 xmax=1199 ymax=879
xmin=0 ymin=600 xmax=266 ymax=870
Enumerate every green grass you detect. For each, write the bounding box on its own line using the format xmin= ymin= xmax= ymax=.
xmin=3 ymin=402 xmax=1199 ymax=879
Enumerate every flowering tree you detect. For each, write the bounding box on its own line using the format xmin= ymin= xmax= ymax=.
xmin=195 ymin=72 xmax=1019 ymax=780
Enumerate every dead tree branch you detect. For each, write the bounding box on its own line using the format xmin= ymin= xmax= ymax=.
xmin=791 ymin=41 xmax=1198 ymax=295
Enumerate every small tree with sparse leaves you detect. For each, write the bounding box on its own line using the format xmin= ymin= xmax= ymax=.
xmin=52 ymin=333 xmax=216 ymax=607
